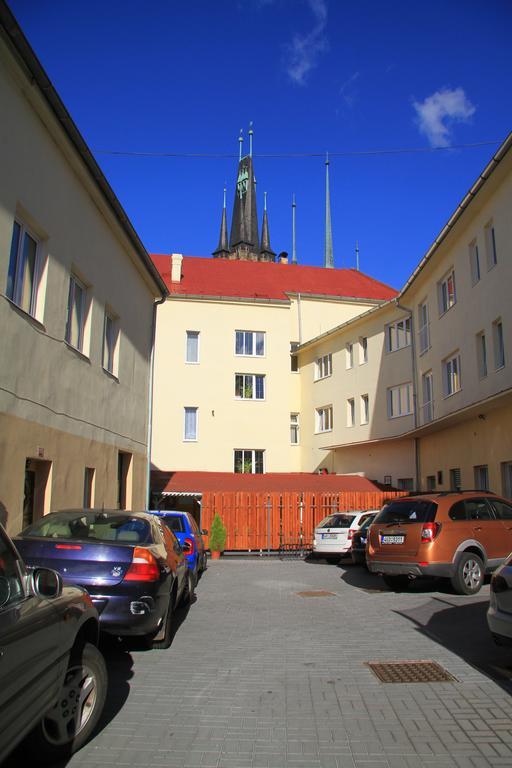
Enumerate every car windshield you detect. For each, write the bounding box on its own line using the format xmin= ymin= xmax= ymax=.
xmin=22 ymin=511 xmax=152 ymax=544
xmin=162 ymin=516 xmax=185 ymax=533
xmin=317 ymin=514 xmax=356 ymax=529
xmin=360 ymin=514 xmax=377 ymax=531
xmin=374 ymin=500 xmax=437 ymax=525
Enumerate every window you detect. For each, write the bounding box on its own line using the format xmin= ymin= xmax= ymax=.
xmin=421 ymin=371 xmax=433 ymax=423
xmin=103 ymin=310 xmax=119 ymax=375
xmin=501 ymin=462 xmax=512 ymax=500
xmin=83 ymin=467 xmax=95 ymax=508
xmin=387 ymin=383 xmax=413 ymax=418
xmin=290 ymin=413 xmax=299 ymax=445
xmin=449 ymin=467 xmax=461 ymax=491
xmin=235 ymin=374 xmax=265 ymax=400
xmin=360 ymin=394 xmax=369 ymax=425
xmin=485 ymin=221 xmax=497 ymax=269
xmin=476 ymin=332 xmax=487 ymax=379
xmin=469 ymin=240 xmax=480 ymax=285
xmin=316 ymin=405 xmax=333 ymax=433
xmin=418 ymin=302 xmax=430 ymax=354
xmin=426 ymin=475 xmax=436 ymax=492
xmin=235 ymin=330 xmax=265 ymax=356
xmin=347 ymin=398 xmax=355 ymax=427
xmin=474 ymin=465 xmax=489 ymax=491
xmin=385 ymin=317 xmax=411 ymax=352
xmin=398 ymin=478 xmax=414 ymax=491
xmin=315 ymin=354 xmax=332 ymax=380
xmin=346 ymin=343 xmax=354 ymax=369
xmin=443 ymin=353 xmax=461 ymax=396
xmin=493 ymin=319 xmax=505 ymax=369
xmin=438 ymin=270 xmax=456 ymax=314
xmin=6 ymin=220 xmax=42 ymax=317
xmin=359 ymin=337 xmax=368 ymax=364
xmin=234 ymin=449 xmax=264 ymax=474
xmin=184 ymin=407 xmax=198 ymax=441
xmin=66 ymin=274 xmax=88 ymax=352
xmin=491 ymin=498 xmax=512 ymax=520
xmin=186 ymin=331 xmax=199 ymax=363
xmin=290 ymin=342 xmax=299 ymax=372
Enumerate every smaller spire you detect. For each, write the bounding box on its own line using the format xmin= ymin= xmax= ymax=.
xmin=249 ymin=121 xmax=254 ymax=157
xmin=260 ymin=191 xmax=275 ymax=261
xmin=292 ymin=194 xmax=297 ymax=264
xmin=212 ymin=186 xmax=230 ymax=257
xmin=239 ymin=128 xmax=243 ymax=160
xmin=324 ymin=152 xmax=334 ymax=269
xmin=355 ymin=240 xmax=360 ymax=271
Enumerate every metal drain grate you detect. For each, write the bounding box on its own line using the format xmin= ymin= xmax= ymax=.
xmin=366 ymin=660 xmax=457 ymax=683
xmin=297 ymin=590 xmax=336 ymax=598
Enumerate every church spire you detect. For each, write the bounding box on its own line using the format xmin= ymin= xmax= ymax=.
xmin=260 ymin=191 xmax=275 ymax=261
xmin=212 ymin=186 xmax=230 ymax=258
xmin=229 ymin=125 xmax=260 ymax=258
xmin=292 ymin=194 xmax=297 ymax=264
xmin=324 ymin=152 xmax=334 ymax=269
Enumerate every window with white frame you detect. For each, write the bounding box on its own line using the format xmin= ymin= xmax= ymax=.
xmin=184 ymin=407 xmax=198 ymax=441
xmin=501 ymin=461 xmax=512 ymax=499
xmin=476 ymin=331 xmax=487 ymax=379
xmin=234 ymin=449 xmax=264 ymax=474
xmin=235 ymin=330 xmax=265 ymax=356
xmin=290 ymin=342 xmax=299 ymax=372
xmin=474 ymin=465 xmax=489 ymax=491
xmin=316 ymin=405 xmax=333 ymax=433
xmin=485 ymin=220 xmax=497 ymax=270
xmin=387 ymin=382 xmax=413 ymax=418
xmin=493 ymin=319 xmax=505 ymax=369
xmin=347 ymin=398 xmax=355 ymax=427
xmin=290 ymin=413 xmax=299 ymax=444
xmin=443 ymin=352 xmax=461 ymax=396
xmin=65 ymin=274 xmax=88 ymax=353
xmin=361 ymin=394 xmax=369 ymax=425
xmin=385 ymin=317 xmax=411 ymax=352
xmin=398 ymin=478 xmax=414 ymax=491
xmin=422 ymin=371 xmax=433 ymax=423
xmin=359 ymin=337 xmax=368 ymax=364
xmin=438 ymin=270 xmax=456 ymax=314
xmin=6 ymin=219 xmax=41 ymax=317
xmin=103 ymin=310 xmax=119 ymax=376
xmin=426 ymin=475 xmax=436 ymax=492
xmin=418 ymin=301 xmax=430 ymax=354
xmin=469 ymin=240 xmax=480 ymax=286
xmin=186 ymin=331 xmax=199 ymax=363
xmin=315 ymin=353 xmax=332 ymax=380
xmin=450 ymin=467 xmax=461 ymax=490
xmin=235 ymin=373 xmax=265 ymax=400
xmin=346 ymin=343 xmax=354 ymax=369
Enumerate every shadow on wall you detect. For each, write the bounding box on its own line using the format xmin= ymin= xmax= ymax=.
xmin=0 ymin=501 xmax=7 ymax=528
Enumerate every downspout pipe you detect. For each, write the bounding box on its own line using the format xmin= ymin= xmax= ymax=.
xmin=146 ymin=296 xmax=167 ymax=508
xmin=395 ymin=300 xmax=421 ymax=490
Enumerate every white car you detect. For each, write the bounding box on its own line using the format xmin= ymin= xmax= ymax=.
xmin=312 ymin=511 xmax=379 ymax=559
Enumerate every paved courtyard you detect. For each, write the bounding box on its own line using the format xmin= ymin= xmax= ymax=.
xmin=57 ymin=558 xmax=512 ymax=767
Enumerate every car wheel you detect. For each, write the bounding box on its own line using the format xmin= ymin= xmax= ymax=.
xmin=182 ymin=570 xmax=195 ymax=605
xmin=451 ymin=552 xmax=484 ymax=595
xmin=29 ymin=642 xmax=107 ymax=762
xmin=382 ymin=574 xmax=410 ymax=591
xmin=152 ymin=591 xmax=175 ymax=650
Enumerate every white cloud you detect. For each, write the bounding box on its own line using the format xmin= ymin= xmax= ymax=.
xmin=286 ymin=0 xmax=329 ymax=85
xmin=413 ymin=87 xmax=476 ymax=148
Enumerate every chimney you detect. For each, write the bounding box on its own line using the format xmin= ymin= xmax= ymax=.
xmin=171 ymin=253 xmax=183 ymax=283
xmin=278 ymin=251 xmax=288 ymax=265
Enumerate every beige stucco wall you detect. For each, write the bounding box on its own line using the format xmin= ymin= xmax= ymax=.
xmin=0 ymin=37 xmax=158 ymax=531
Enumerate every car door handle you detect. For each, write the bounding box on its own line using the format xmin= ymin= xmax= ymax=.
xmin=473 ymin=526 xmax=482 ymax=532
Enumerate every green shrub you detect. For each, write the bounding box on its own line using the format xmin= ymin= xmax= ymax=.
xmin=209 ymin=513 xmax=227 ymax=552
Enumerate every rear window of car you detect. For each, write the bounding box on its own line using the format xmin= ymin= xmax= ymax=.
xmin=359 ymin=514 xmax=377 ymax=531
xmin=162 ymin=516 xmax=186 ymax=533
xmin=317 ymin=514 xmax=356 ymax=529
xmin=22 ymin=512 xmax=152 ymax=544
xmin=374 ymin=500 xmax=437 ymax=525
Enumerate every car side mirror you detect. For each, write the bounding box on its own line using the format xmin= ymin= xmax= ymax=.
xmin=201 ymin=529 xmax=208 ymax=536
xmin=32 ymin=568 xmax=63 ymax=599
xmin=0 ymin=576 xmax=11 ymax=608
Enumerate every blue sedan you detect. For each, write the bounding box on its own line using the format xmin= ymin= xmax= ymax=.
xmin=149 ymin=510 xmax=207 ymax=583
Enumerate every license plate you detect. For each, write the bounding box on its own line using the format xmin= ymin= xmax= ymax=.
xmin=322 ymin=533 xmax=338 ymax=539
xmin=381 ymin=535 xmax=405 ymax=544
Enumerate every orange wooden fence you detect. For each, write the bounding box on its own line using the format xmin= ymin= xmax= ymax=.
xmin=201 ymin=490 xmax=408 ymax=551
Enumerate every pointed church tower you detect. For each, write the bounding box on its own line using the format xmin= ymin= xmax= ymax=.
xmin=212 ymin=187 xmax=230 ymax=258
xmin=229 ymin=126 xmax=260 ymax=260
xmin=324 ymin=153 xmax=334 ymax=269
xmin=259 ymin=192 xmax=275 ymax=261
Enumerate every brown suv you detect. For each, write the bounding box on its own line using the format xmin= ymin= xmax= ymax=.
xmin=367 ymin=492 xmax=512 ymax=594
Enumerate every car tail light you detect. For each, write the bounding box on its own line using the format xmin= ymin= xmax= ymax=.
xmin=124 ymin=547 xmax=159 ymax=582
xmin=348 ymin=530 xmax=354 ymax=540
xmin=55 ymin=544 xmax=82 ymax=550
xmin=421 ymin=523 xmax=441 ymax=543
xmin=182 ymin=537 xmax=195 ymax=555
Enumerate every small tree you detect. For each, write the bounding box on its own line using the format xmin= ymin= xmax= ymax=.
xmin=209 ymin=513 xmax=227 ymax=553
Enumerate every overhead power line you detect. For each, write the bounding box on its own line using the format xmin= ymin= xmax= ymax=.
xmin=93 ymin=140 xmax=501 ymax=160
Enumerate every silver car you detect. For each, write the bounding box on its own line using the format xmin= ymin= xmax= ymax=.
xmin=487 ymin=555 xmax=512 ymax=645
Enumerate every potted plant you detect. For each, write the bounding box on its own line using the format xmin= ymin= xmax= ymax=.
xmin=209 ymin=513 xmax=227 ymax=560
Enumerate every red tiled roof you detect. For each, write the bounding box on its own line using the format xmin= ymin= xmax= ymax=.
xmin=151 ymin=255 xmax=397 ymax=302
xmin=152 ymin=470 xmax=387 ymax=494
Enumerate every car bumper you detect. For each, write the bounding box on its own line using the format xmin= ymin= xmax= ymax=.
xmin=89 ymin=588 xmax=167 ymax=637
xmin=367 ymin=560 xmax=455 ymax=578
xmin=487 ymin=602 xmax=512 ymax=645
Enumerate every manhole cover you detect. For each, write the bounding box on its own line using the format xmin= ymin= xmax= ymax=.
xmin=366 ymin=660 xmax=457 ymax=683
xmin=297 ymin=590 xmax=336 ymax=597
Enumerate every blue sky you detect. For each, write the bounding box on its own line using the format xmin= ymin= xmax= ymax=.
xmin=8 ymin=0 xmax=512 ymax=289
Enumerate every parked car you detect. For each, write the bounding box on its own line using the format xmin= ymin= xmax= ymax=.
xmin=488 ymin=557 xmax=512 ymax=645
xmin=367 ymin=491 xmax=512 ymax=594
xmin=312 ymin=511 xmax=378 ymax=560
xmin=0 ymin=523 xmax=106 ymax=764
xmin=351 ymin=512 xmax=378 ymax=566
xmin=149 ymin=510 xmax=207 ymax=582
xmin=15 ymin=509 xmax=191 ymax=649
